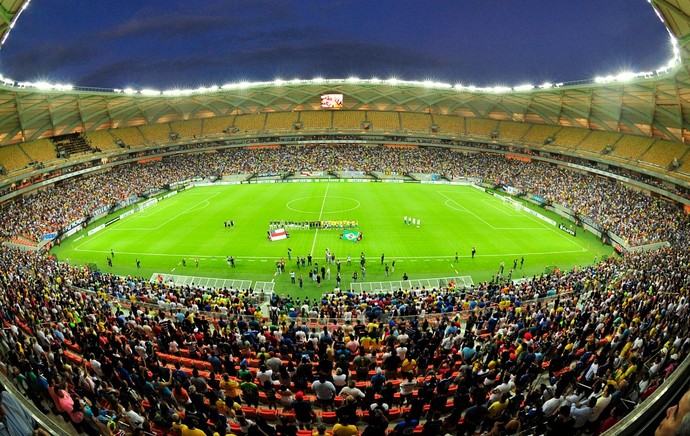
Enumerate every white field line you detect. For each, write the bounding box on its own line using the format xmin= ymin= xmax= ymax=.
xmin=67 ymin=248 xmax=593 ymax=259
xmin=75 ymin=191 xmax=222 ymax=250
xmin=480 ymin=199 xmax=522 ymax=217
xmin=438 ymin=190 xmax=586 ymax=251
xmin=310 ymin=182 xmax=330 ymax=256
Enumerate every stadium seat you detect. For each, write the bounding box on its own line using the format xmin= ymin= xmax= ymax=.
xmin=259 ymin=409 xmax=277 ymax=421
xmin=321 ymin=411 xmax=337 ymax=423
xmin=241 ymin=406 xmax=257 ymax=418
xmin=388 ymin=408 xmax=401 ymax=420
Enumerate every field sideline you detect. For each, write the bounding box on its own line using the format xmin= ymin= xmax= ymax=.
xmin=51 ymin=182 xmax=614 ymax=300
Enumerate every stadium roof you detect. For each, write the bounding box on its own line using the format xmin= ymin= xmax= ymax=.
xmin=0 ymin=0 xmax=689 ymax=145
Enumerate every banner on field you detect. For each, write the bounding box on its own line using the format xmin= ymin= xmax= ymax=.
xmin=341 ymin=229 xmax=362 ymax=242
xmin=268 ymin=228 xmax=287 ymax=241
xmin=558 ymin=223 xmax=577 ymax=237
xmin=41 ymin=232 xmax=57 ymax=241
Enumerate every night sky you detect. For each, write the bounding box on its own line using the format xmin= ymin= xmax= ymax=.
xmin=0 ymin=0 xmax=673 ymax=90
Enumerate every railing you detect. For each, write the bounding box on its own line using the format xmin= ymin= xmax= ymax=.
xmin=149 ymin=272 xmax=252 ymax=292
xmin=602 ymin=350 xmax=690 ymax=435
xmin=0 ymin=368 xmax=64 ymax=436
xmin=349 ymin=276 xmax=474 ymax=293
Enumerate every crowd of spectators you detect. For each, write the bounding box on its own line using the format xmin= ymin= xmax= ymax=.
xmin=0 ymin=241 xmax=688 ymax=435
xmin=0 ymin=144 xmax=688 ymax=435
xmin=1 ymin=145 xmax=688 ymax=249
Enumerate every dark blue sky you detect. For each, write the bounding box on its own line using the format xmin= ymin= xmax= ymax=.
xmin=0 ymin=0 xmax=673 ymax=90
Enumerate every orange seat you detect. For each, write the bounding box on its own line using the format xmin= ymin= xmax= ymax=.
xmin=321 ymin=411 xmax=338 ymax=423
xmin=388 ymin=408 xmax=401 ymax=420
xmin=241 ymin=406 xmax=257 ymax=418
xmin=259 ymin=409 xmax=278 ymax=421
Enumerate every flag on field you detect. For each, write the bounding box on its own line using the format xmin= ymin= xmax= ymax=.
xmin=341 ymin=230 xmax=361 ymax=242
xmin=269 ymin=228 xmax=287 ymax=241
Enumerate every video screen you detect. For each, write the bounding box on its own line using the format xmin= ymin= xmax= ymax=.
xmin=320 ymin=93 xmax=343 ymax=109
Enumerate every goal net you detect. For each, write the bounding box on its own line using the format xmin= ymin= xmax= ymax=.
xmin=501 ymin=195 xmax=522 ymax=212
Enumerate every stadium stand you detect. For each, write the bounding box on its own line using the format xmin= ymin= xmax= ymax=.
xmin=640 ymin=139 xmax=689 ymax=168
xmin=610 ymin=135 xmax=655 ymax=161
xmin=202 ymin=115 xmax=236 ymax=135
xmin=432 ymin=114 xmax=466 ymax=135
xmin=235 ymin=113 xmax=267 ymax=132
xmin=400 ymin=112 xmax=432 ymax=132
xmin=85 ymin=129 xmax=120 ymax=151
xmin=110 ymin=126 xmax=147 ymax=147
xmin=552 ymin=126 xmax=590 ymax=149
xmin=466 ymin=118 xmax=498 ymax=138
xmin=521 ymin=124 xmax=561 ymax=145
xmin=0 ymin=144 xmax=31 ymax=171
xmin=20 ymin=139 xmax=56 ymax=164
xmin=171 ymin=119 xmax=203 ymax=138
xmin=299 ymin=111 xmax=332 ymax=130
xmin=139 ymin=123 xmax=172 ymax=143
xmin=265 ymin=112 xmax=299 ymax=131
xmin=332 ymin=110 xmax=366 ymax=130
xmin=574 ymin=131 xmax=622 ymax=155
xmin=497 ymin=121 xmax=531 ymax=141
xmin=52 ymin=132 xmax=93 ymax=157
xmin=366 ymin=111 xmax=401 ymax=130
xmin=0 ymin=144 xmax=688 ymax=436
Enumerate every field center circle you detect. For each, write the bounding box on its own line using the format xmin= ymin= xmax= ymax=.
xmin=286 ymin=196 xmax=361 ymax=214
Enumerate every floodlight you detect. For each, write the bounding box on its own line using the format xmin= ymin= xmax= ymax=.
xmin=513 ymin=84 xmax=534 ymax=92
xmin=616 ymin=72 xmax=636 ymax=82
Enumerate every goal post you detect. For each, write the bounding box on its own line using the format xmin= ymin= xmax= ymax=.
xmin=501 ymin=195 xmax=522 ymax=211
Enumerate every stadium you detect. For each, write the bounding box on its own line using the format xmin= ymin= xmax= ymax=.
xmin=0 ymin=1 xmax=688 ymax=435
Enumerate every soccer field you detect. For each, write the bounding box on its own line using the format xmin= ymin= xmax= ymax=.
xmin=51 ymin=182 xmax=613 ymax=299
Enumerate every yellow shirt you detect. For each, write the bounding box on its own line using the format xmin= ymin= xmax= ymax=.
xmin=401 ymin=359 xmax=416 ymax=373
xmin=181 ymin=426 xmax=207 ymax=436
xmin=333 ymin=423 xmax=359 ymax=436
xmin=487 ymin=399 xmax=509 ymax=419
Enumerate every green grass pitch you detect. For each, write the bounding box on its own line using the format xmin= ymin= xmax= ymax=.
xmin=51 ymin=182 xmax=614 ymax=300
